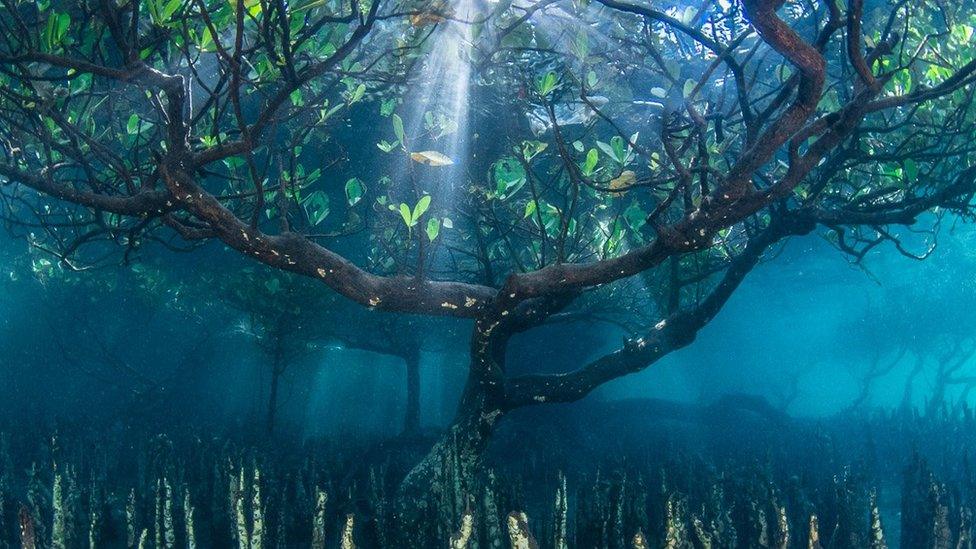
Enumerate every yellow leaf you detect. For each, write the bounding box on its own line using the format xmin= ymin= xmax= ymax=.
xmin=409 ymin=2 xmax=451 ymax=27
xmin=410 ymin=12 xmax=446 ymax=27
xmin=608 ymin=170 xmax=636 ymax=195
xmin=410 ymin=151 xmax=454 ymax=167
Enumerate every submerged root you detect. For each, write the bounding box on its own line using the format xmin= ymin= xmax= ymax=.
xmin=506 ymin=511 xmax=538 ymax=549
xmin=341 ymin=513 xmax=356 ymax=549
xmin=450 ymin=505 xmax=474 ymax=549
xmin=632 ymin=529 xmax=648 ymax=549
xmin=808 ymin=515 xmax=821 ymax=549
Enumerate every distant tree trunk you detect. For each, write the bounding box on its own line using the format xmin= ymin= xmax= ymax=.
xmin=927 ymin=378 xmax=948 ymax=419
xmin=293 ymin=359 xmax=319 ymax=431
xmin=901 ymin=356 xmax=924 ymax=412
xmin=848 ymin=349 xmax=905 ymax=413
xmin=266 ymin=339 xmax=285 ymax=436
xmin=952 ymin=382 xmax=976 ymax=418
xmin=266 ymin=370 xmax=280 ymax=435
xmin=402 ymin=347 xmax=422 ymax=436
xmin=925 ymin=344 xmax=976 ymax=418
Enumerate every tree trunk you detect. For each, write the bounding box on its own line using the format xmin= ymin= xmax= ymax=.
xmin=402 ymin=348 xmax=422 ymax=436
xmin=394 ymin=378 xmax=503 ymax=539
xmin=395 ymin=319 xmax=507 ymax=538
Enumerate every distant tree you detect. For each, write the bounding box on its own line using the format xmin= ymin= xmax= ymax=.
xmin=221 ymin=269 xmax=326 ymax=435
xmin=1 ymin=257 xmax=216 ymax=422
xmin=2 ymin=0 xmax=976 ymax=522
xmin=219 ymin=267 xmax=464 ymax=435
xmin=321 ymin=303 xmax=466 ymax=436
xmin=839 ymin=263 xmax=976 ymax=415
xmin=837 ymin=298 xmax=913 ymax=412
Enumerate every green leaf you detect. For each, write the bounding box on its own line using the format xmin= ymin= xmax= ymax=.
xmin=536 ymin=71 xmax=559 ymax=97
xmin=412 ymin=195 xmax=431 ymax=222
xmin=606 ymin=220 xmax=626 ymax=253
xmin=304 ymin=191 xmax=330 ymax=225
xmin=377 ymin=140 xmax=399 ymax=153
xmin=398 ymin=203 xmax=412 ymax=227
xmin=904 ymin=159 xmax=918 ymax=183
xmin=162 ymin=0 xmax=182 ymax=20
xmin=572 ymin=31 xmax=589 ymax=59
xmin=586 ymin=70 xmax=598 ymax=89
xmin=524 ymin=200 xmax=537 ymax=219
xmin=492 ymin=158 xmax=526 ymax=199
xmin=357 ymin=0 xmax=372 ymax=17
xmin=149 ymin=0 xmax=181 ymax=24
xmin=582 ymin=148 xmax=599 ymax=176
xmin=521 ymin=140 xmax=548 ymax=161
xmin=290 ymin=89 xmax=304 ymax=106
xmin=623 ymin=201 xmax=646 ymax=231
xmin=344 ymin=178 xmax=364 ymax=206
xmin=380 ymin=98 xmax=397 ymax=117
xmin=126 ymin=114 xmax=139 ymax=135
xmin=45 ymin=13 xmax=71 ymax=51
xmin=392 ymin=114 xmax=405 ymax=144
xmin=682 ymin=79 xmax=696 ymax=98
xmin=322 ymin=103 xmax=344 ymax=120
xmin=597 ymin=137 xmax=629 ymax=164
xmin=307 ymin=168 xmax=321 ymax=183
xmin=425 ymin=217 xmax=440 ymax=242
xmin=197 ymin=26 xmax=216 ymax=52
xmin=537 ymin=201 xmax=561 ymax=235
xmin=611 ymin=136 xmax=626 ymax=161
xmin=147 ymin=0 xmax=162 ymax=24
xmin=348 ymin=83 xmax=366 ymax=103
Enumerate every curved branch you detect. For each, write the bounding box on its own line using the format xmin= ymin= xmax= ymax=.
xmin=0 ymin=164 xmax=172 ymax=216
xmin=161 ymin=164 xmax=495 ymax=317
xmin=722 ymin=0 xmax=826 ymax=196
xmin=505 ymin=217 xmax=803 ymax=407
